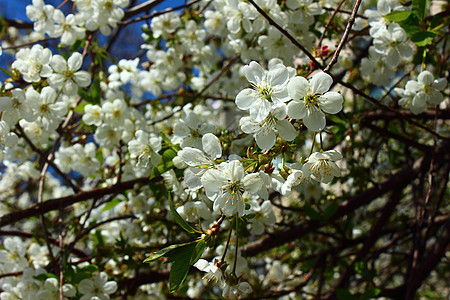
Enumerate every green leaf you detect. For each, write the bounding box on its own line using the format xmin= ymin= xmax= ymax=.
xmin=143 ymin=241 xmax=195 ymax=263
xmin=383 ymin=10 xmax=411 ymax=22
xmin=33 ymin=272 xmax=58 ymax=281
xmin=411 ymin=31 xmax=436 ymax=46
xmin=80 ymin=265 xmax=98 ymax=273
xmin=159 ymin=131 xmax=174 ymax=145
xmin=336 ymin=288 xmax=357 ymax=300
xmin=150 ymin=148 xmax=177 ymax=178
xmin=360 ymin=288 xmax=381 ymax=300
xmin=0 ymin=66 xmax=15 ymax=78
xmin=429 ymin=16 xmax=443 ymax=31
xmin=398 ymin=14 xmax=421 ymax=34
xmin=144 ymin=239 xmax=208 ymax=293
xmin=323 ymin=203 xmax=339 ymax=220
xmin=190 ymin=239 xmax=206 ymax=265
xmin=411 ymin=0 xmax=428 ymax=21
xmin=74 ymin=102 xmax=88 ymax=114
xmin=102 ymin=198 xmax=122 ymax=212
xmin=90 ymin=78 xmax=101 ymax=105
xmin=168 ymin=192 xmax=198 ymax=234
xmin=73 ymin=271 xmax=91 ymax=283
xmin=78 ymin=87 xmax=92 ymax=103
xmin=303 ymin=204 xmax=322 ymax=221
xmin=167 ymin=242 xmax=197 ymax=293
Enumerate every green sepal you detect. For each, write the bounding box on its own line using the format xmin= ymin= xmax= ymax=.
xmin=383 ymin=10 xmax=411 ymax=22
xmin=411 ymin=31 xmax=436 ymax=46
xmin=411 ymin=0 xmax=428 ymax=21
xmin=144 ymin=238 xmax=208 ymax=294
xmin=143 ymin=241 xmax=195 ymax=263
xmin=168 ymin=192 xmax=201 ymax=234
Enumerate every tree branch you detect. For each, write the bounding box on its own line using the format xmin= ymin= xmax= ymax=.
xmin=242 ymin=141 xmax=449 ymax=257
xmin=324 ymin=0 xmax=362 ymax=72
xmin=0 ymin=176 xmax=160 ymax=227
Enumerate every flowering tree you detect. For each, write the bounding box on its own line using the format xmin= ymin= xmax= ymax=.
xmin=0 ymin=0 xmax=449 ymax=299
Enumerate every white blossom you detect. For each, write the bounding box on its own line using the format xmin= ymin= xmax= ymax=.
xmin=78 ymin=272 xmax=117 ymax=300
xmin=202 ymin=160 xmax=265 ymax=217
xmin=236 ymin=61 xmax=290 ymax=122
xmin=48 ymin=52 xmax=91 ymax=95
xmin=12 ymin=44 xmax=52 ymax=83
xmin=240 ymin=103 xmax=297 ymax=151
xmin=128 ymin=130 xmax=162 ymax=168
xmin=303 ymin=150 xmax=342 ymax=183
xmin=287 ymin=72 xmax=343 ymax=132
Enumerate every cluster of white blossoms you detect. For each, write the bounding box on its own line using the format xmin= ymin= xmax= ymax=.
xmin=237 ymin=60 xmax=343 ymax=149
xmin=194 ymin=258 xmax=253 ymax=300
xmin=360 ymin=0 xmax=414 ymax=86
xmin=395 ymin=70 xmax=448 ymax=114
xmin=26 ymin=0 xmax=129 ymax=45
xmin=0 ymin=0 xmax=447 ymax=298
xmin=12 ymin=46 xmax=90 ymax=90
xmin=0 ymin=237 xmax=116 ymax=299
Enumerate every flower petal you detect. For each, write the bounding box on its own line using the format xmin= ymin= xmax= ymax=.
xmin=320 ymin=92 xmax=343 ymax=114
xmin=243 ymin=61 xmax=265 ymax=84
xmin=256 ymin=130 xmax=276 ymax=150
xmin=276 ymin=119 xmax=297 ymax=141
xmin=287 ymin=76 xmax=308 ymax=100
xmin=236 ymin=88 xmax=257 ymax=110
xmin=304 ymin=110 xmax=326 ymax=132
xmin=68 ymin=52 xmax=83 ymax=71
xmin=202 ymin=133 xmax=221 ymax=159
xmin=310 ymin=72 xmax=332 ymax=94
xmin=287 ymin=100 xmax=307 ymax=119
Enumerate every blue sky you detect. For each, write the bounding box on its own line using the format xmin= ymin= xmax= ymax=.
xmin=0 ymin=0 xmax=185 ymax=80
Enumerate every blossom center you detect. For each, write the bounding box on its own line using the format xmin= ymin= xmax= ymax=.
xmin=310 ymin=159 xmax=332 ymax=177
xmin=304 ymin=93 xmax=320 ymax=110
xmin=12 ymin=98 xmax=21 ymax=109
xmin=226 ymin=180 xmax=244 ymax=196
xmin=40 ymin=103 xmax=50 ymax=113
xmin=254 ymin=83 xmax=273 ymax=101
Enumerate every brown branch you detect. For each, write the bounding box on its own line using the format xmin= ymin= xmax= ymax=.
xmin=0 ymin=230 xmax=88 ymax=258
xmin=333 ymin=189 xmax=403 ymax=292
xmin=3 ymin=19 xmax=33 ymax=29
xmin=324 ymin=0 xmax=362 ymax=72
xmin=246 ymin=0 xmax=322 ymax=69
xmin=380 ymin=220 xmax=450 ymax=299
xmin=362 ymin=122 xmax=432 ymax=152
xmin=69 ymin=215 xmax=137 ymax=249
xmin=15 ymin=124 xmax=80 ymax=193
xmin=123 ymin=0 xmax=166 ymax=19
xmin=119 ymin=0 xmax=202 ymax=26
xmin=336 ymin=78 xmax=448 ymax=140
xmin=118 ymin=269 xmax=170 ymax=295
xmin=0 ymin=271 xmax=23 ymax=279
xmin=2 ymin=38 xmax=56 ymax=50
xmin=323 ymin=7 xmax=367 ymax=19
xmin=318 ymin=0 xmax=346 ymax=48
xmin=362 ymin=110 xmax=450 ymax=122
xmin=0 ymin=176 xmax=159 ymax=227
xmin=242 ymin=141 xmax=449 ymax=257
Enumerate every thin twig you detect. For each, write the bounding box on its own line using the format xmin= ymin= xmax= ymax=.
xmin=123 ymin=0 xmax=166 ymax=19
xmin=324 ymin=0 xmax=362 ymax=72
xmin=246 ymin=0 xmax=322 ymax=69
xmin=149 ymin=55 xmax=239 ymax=126
xmin=119 ymin=0 xmax=202 ymax=26
xmin=2 ymin=38 xmax=55 ymax=50
xmin=318 ymin=0 xmax=347 ymax=47
xmin=0 ymin=176 xmax=159 ymax=227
